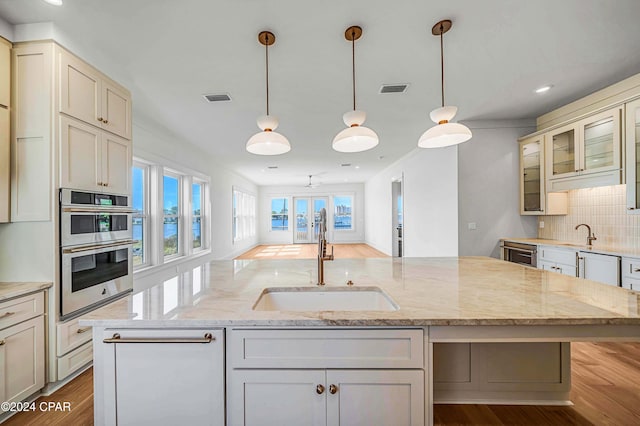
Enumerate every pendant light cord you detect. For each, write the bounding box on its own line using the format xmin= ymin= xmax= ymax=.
xmin=351 ymin=30 xmax=356 ymax=111
xmin=439 ymin=23 xmax=445 ymax=108
xmin=265 ymin=33 xmax=270 ymax=116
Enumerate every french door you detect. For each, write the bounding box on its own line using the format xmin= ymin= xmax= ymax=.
xmin=293 ymin=197 xmax=328 ymax=243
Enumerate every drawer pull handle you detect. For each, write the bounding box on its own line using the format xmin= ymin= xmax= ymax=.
xmin=0 ymin=340 xmax=4 ymax=346
xmin=76 ymin=327 xmax=91 ymax=334
xmin=103 ymin=333 xmax=214 ymax=344
xmin=0 ymin=311 xmax=15 ymax=319
xmin=634 ymin=268 xmax=640 ymax=273
xmin=329 ymin=384 xmax=338 ymax=394
xmin=316 ymin=384 xmax=325 ymax=395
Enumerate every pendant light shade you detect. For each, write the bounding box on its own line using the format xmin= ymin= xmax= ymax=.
xmin=246 ymin=31 xmax=291 ymax=156
xmin=333 ymin=26 xmax=379 ymax=153
xmin=418 ymin=20 xmax=472 ymax=149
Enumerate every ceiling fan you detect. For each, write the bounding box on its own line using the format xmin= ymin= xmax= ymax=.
xmin=304 ymin=175 xmax=320 ymax=188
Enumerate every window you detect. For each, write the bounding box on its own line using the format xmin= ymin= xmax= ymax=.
xmin=132 ymin=164 xmax=148 ymax=267
xmin=163 ymin=174 xmax=181 ymax=257
xmin=233 ymin=188 xmax=256 ymax=242
xmin=333 ymin=196 xmax=353 ymax=230
xmin=271 ymin=198 xmax=288 ymax=231
xmin=192 ymin=182 xmax=203 ymax=249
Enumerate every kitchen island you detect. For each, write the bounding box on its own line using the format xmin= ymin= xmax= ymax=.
xmin=80 ymin=257 xmax=640 ymax=426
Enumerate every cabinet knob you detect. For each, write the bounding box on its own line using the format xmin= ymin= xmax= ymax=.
xmin=316 ymin=384 xmax=325 ymax=395
xmin=0 ymin=340 xmax=4 ymax=346
xmin=628 ymin=208 xmax=636 ymax=210
xmin=634 ymin=268 xmax=640 ymax=273
xmin=97 ymin=117 xmax=103 ymax=122
xmin=103 ymin=119 xmax=109 ymax=124
xmin=329 ymin=384 xmax=338 ymax=394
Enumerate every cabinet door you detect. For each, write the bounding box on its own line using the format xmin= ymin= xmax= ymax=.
xmin=326 ymin=370 xmax=424 ymax=426
xmin=0 ymin=38 xmax=9 ymax=107
xmin=626 ymin=98 xmax=640 ymax=213
xmin=579 ymin=252 xmax=620 ymax=286
xmin=228 ymin=369 xmax=326 ymax=426
xmin=548 ymin=123 xmax=579 ymax=179
xmin=59 ymin=115 xmax=102 ymax=192
xmin=101 ymin=79 xmax=131 ymax=139
xmin=578 ymin=107 xmax=621 ymax=175
xmin=520 ymin=137 xmax=545 ymax=214
xmin=0 ymin=316 xmax=45 ymax=411
xmin=103 ymin=329 xmax=224 ymax=426
xmin=59 ymin=50 xmax=102 ymax=127
xmin=0 ymin=107 xmax=8 ymax=223
xmin=101 ymin=131 xmax=131 ymax=195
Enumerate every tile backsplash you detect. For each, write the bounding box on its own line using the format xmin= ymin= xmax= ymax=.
xmin=538 ymin=185 xmax=640 ymax=248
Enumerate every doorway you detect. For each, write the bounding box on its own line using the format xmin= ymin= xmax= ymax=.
xmin=392 ymin=179 xmax=403 ymax=257
xmin=293 ymin=197 xmax=328 ymax=243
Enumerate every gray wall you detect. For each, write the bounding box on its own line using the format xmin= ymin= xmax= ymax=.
xmin=458 ymin=120 xmax=538 ymax=258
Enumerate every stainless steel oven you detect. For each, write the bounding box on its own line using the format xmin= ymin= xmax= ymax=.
xmin=501 ymin=241 xmax=537 ymax=267
xmin=60 ymin=189 xmax=134 ymax=320
xmin=60 ymin=189 xmax=133 ymax=247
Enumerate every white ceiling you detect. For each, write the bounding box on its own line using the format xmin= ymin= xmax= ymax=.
xmin=2 ymin=0 xmax=640 ymax=186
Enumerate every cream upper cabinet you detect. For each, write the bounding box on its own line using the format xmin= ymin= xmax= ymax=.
xmin=60 ymin=115 xmax=131 ymax=194
xmin=626 ymin=98 xmax=640 ymax=213
xmin=519 ymin=135 xmax=567 ymax=216
xmin=59 ymin=49 xmax=132 ymax=140
xmin=546 ymin=107 xmax=622 ymax=191
xmin=0 ymin=38 xmax=9 ymax=223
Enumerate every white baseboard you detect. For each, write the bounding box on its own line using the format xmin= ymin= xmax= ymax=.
xmin=41 ymin=361 xmax=92 ymax=396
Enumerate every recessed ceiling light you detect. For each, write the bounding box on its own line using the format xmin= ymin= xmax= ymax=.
xmin=43 ymin=0 xmax=63 ymax=5
xmin=355 ymin=165 xmax=360 ymax=169
xmin=535 ymin=85 xmax=553 ymax=94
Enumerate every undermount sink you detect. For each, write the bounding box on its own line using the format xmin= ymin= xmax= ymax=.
xmin=252 ymin=286 xmax=399 ymax=312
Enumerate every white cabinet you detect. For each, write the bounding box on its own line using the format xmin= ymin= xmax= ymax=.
xmin=626 ymin=98 xmax=640 ymax=213
xmin=59 ymin=115 xmax=131 ymax=194
xmin=519 ymin=136 xmax=567 ymax=215
xmin=0 ymin=37 xmax=10 ymax=223
xmin=231 ymin=369 xmax=424 ymax=426
xmin=100 ymin=329 xmax=224 ymax=426
xmin=0 ymin=292 xmax=46 ymax=413
xmin=577 ymin=251 xmax=620 ymax=286
xmin=227 ymin=328 xmax=425 ymax=426
xmin=546 ymin=107 xmax=623 ymax=191
xmin=59 ymin=50 xmax=132 ymax=140
xmin=622 ymin=257 xmax=640 ymax=290
xmin=538 ymin=246 xmax=577 ymax=276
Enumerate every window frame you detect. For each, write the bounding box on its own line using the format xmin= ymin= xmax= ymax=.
xmin=270 ymin=197 xmax=289 ymax=232
xmin=162 ymin=170 xmax=183 ymax=260
xmin=132 ymin=161 xmax=150 ymax=270
xmin=232 ymin=187 xmax=256 ymax=243
xmin=333 ymin=194 xmax=354 ymax=232
xmin=192 ymin=179 xmax=205 ymax=252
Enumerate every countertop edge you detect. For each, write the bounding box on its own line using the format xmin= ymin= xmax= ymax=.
xmin=0 ymin=282 xmax=53 ymax=302
xmin=500 ymin=238 xmax=640 ymax=258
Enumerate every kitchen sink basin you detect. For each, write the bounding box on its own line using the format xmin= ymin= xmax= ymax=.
xmin=252 ymin=286 xmax=399 ymax=312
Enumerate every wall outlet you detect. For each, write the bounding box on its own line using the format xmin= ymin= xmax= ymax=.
xmin=539 ymin=221 xmax=545 ymax=229
xmin=468 ymin=222 xmax=477 ymax=230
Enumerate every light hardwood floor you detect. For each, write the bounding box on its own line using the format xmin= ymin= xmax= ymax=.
xmin=235 ymin=243 xmax=389 ymax=260
xmin=4 ymin=343 xmax=640 ymax=425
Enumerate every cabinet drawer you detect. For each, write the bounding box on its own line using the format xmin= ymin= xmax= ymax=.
xmin=539 ymin=247 xmax=577 ymax=266
xmin=57 ymin=317 xmax=92 ymax=356
xmin=229 ymin=329 xmax=424 ymax=369
xmin=57 ymin=340 xmax=93 ymax=381
xmin=0 ymin=291 xmax=45 ymax=330
xmin=622 ymin=276 xmax=640 ymax=291
xmin=622 ymin=258 xmax=640 ymax=278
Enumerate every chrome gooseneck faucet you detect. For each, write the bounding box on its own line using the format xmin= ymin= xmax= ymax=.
xmin=575 ymin=224 xmax=597 ymax=246
xmin=317 ymin=208 xmax=334 ymax=286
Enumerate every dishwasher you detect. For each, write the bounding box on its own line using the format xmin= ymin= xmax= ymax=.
xmin=577 ymin=251 xmax=621 ymax=286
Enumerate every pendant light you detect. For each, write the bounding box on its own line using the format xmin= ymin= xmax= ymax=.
xmin=332 ymin=26 xmax=379 ymax=153
xmin=418 ymin=20 xmax=472 ymax=149
xmin=246 ymin=31 xmax=291 ymax=156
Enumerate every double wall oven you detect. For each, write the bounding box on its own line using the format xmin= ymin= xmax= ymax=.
xmin=60 ymin=189 xmax=134 ymax=320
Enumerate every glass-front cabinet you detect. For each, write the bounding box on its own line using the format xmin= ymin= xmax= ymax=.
xmin=549 ymin=125 xmax=576 ymax=178
xmin=520 ymin=136 xmax=544 ymax=214
xmin=626 ymin=98 xmax=640 ymax=213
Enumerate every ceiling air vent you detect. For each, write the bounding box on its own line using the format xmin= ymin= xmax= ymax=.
xmin=203 ymin=93 xmax=232 ymax=102
xmin=379 ymin=84 xmax=409 ymax=94
xmin=267 ymin=166 xmax=278 ymax=169
xmin=341 ymin=163 xmax=351 ymax=167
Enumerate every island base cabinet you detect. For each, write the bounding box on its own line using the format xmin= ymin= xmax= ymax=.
xmin=228 ymin=369 xmax=424 ymax=426
xmin=100 ymin=329 xmax=224 ymax=426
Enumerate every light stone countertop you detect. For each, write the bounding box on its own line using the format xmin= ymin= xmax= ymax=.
xmin=79 ymin=257 xmax=640 ymax=328
xmin=500 ymin=238 xmax=640 ymax=258
xmin=0 ymin=281 xmax=52 ymax=302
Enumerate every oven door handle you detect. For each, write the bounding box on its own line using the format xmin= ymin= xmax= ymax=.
xmin=63 ymin=240 xmax=133 ymax=254
xmin=62 ymin=207 xmax=136 ymax=214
